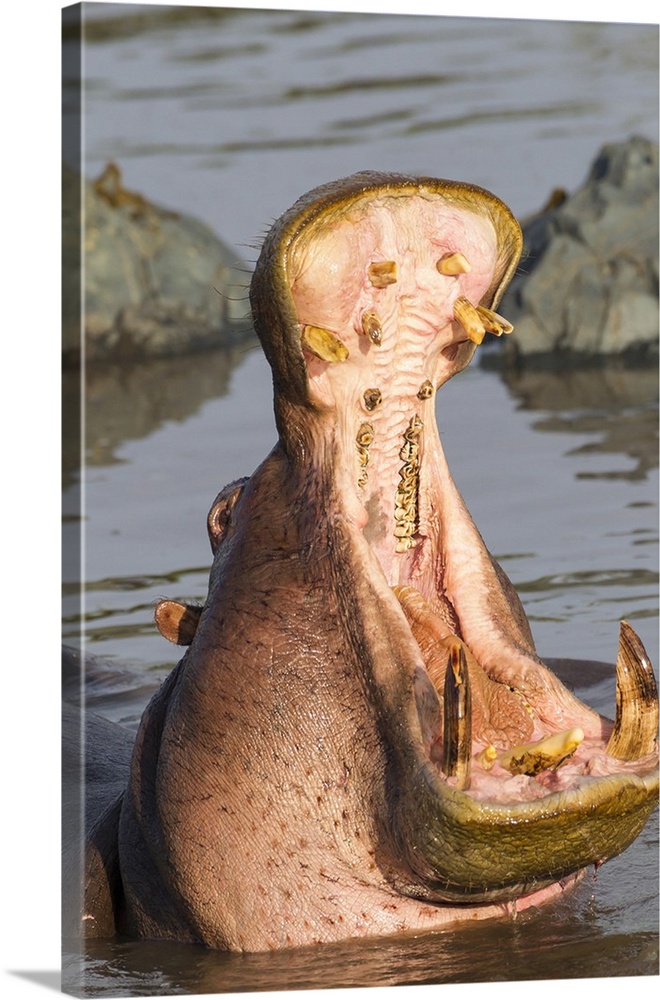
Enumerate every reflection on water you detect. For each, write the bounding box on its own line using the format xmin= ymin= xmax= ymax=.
xmin=62 ymin=342 xmax=256 ymax=486
xmin=492 ymin=361 xmax=659 ymax=482
xmin=63 ymin=4 xmax=658 ymax=994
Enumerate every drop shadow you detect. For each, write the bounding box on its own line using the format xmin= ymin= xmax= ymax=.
xmin=8 ymin=971 xmax=61 ymax=993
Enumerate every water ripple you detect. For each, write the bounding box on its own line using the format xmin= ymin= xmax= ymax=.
xmin=518 ymin=567 xmax=659 ymax=594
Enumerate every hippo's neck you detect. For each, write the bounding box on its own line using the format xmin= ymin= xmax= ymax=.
xmin=122 ymin=446 xmax=406 ymax=949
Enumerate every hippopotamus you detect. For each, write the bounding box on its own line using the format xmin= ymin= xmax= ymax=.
xmin=80 ymin=172 xmax=658 ymax=954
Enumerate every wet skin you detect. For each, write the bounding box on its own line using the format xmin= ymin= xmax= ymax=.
xmin=83 ymin=173 xmax=658 ymax=952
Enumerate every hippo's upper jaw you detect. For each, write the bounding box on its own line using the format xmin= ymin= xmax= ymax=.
xmin=116 ymin=173 xmax=658 ymax=953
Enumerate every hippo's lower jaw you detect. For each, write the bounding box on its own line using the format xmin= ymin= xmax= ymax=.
xmin=117 ymin=173 xmax=658 ymax=953
xmin=377 ymin=587 xmax=658 ymax=906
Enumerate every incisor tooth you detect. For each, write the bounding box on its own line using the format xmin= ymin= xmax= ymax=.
xmin=301 ymin=324 xmax=349 ymax=363
xmin=453 ymin=296 xmax=487 ymax=345
xmin=443 ymin=643 xmax=472 ymax=790
xmin=497 ymin=728 xmax=584 ymax=776
xmin=436 ymin=251 xmax=472 ymax=276
xmin=605 ymin=621 xmax=659 ymax=761
xmin=368 ymin=260 xmax=398 ymax=288
xmin=476 ymin=304 xmax=514 ymax=336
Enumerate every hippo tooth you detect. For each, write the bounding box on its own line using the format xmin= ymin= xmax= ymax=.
xmin=356 ymin=422 xmax=374 ymax=448
xmin=301 ymin=324 xmax=350 ymax=363
xmin=476 ymin=745 xmax=498 ymax=770
xmin=605 ymin=621 xmax=659 ymax=761
xmin=442 ymin=643 xmax=472 ymax=790
xmin=475 ymin=304 xmax=514 ymax=336
xmin=368 ymin=260 xmax=398 ymax=288
xmin=453 ymin=296 xmax=487 ymax=345
xmin=436 ymin=251 xmax=472 ymax=276
xmin=394 ymin=522 xmax=415 ymax=538
xmin=395 ymin=536 xmax=416 ymax=552
xmin=361 ymin=310 xmax=383 ymax=345
xmin=363 ymin=387 xmax=382 ymax=411
xmin=497 ymin=727 xmax=584 ymax=777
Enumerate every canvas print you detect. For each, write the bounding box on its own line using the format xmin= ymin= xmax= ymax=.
xmin=62 ymin=2 xmax=659 ymax=996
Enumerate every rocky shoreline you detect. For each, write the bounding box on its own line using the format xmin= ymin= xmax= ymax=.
xmin=63 ymin=162 xmax=252 ymax=364
xmin=492 ymin=136 xmax=658 ymax=364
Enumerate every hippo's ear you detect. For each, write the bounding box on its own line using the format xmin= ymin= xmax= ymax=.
xmin=207 ymin=477 xmax=250 ymax=553
xmin=155 ymin=600 xmax=202 ymax=646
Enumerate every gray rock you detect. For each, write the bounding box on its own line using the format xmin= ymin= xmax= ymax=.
xmin=63 ymin=163 xmax=253 ymax=363
xmin=495 ymin=136 xmax=658 ymax=361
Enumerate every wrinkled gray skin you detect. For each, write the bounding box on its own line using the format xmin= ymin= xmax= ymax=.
xmin=74 ymin=173 xmax=658 ymax=954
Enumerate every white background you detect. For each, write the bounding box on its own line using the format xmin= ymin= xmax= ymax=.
xmin=2 ymin=1 xmax=658 ymax=999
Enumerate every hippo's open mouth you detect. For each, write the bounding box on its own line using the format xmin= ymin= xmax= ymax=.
xmin=129 ymin=173 xmax=658 ymax=952
xmin=247 ymin=172 xmax=659 ymax=904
